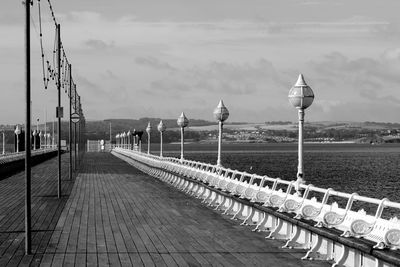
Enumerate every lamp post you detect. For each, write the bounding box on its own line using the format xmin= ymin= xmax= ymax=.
xmin=32 ymin=130 xmax=37 ymax=150
xmin=15 ymin=125 xmax=21 ymax=153
xmin=39 ymin=131 xmax=43 ymax=149
xmin=213 ymin=100 xmax=229 ymax=167
xmin=157 ymin=120 xmax=166 ymax=157
xmin=52 ymin=120 xmax=55 ymax=148
xmin=288 ymin=74 xmax=314 ymax=195
xmin=36 ymin=119 xmax=39 ymax=150
xmin=43 ymin=132 xmax=46 ymax=150
xmin=137 ymin=131 xmax=143 ymax=152
xmin=177 ymin=112 xmax=189 ymax=162
xmin=2 ymin=132 xmax=5 ymax=155
xmin=127 ymin=130 xmax=131 ymax=150
xmin=146 ymin=122 xmax=152 ymax=154
xmin=122 ymin=132 xmax=126 ymax=149
xmin=116 ymin=134 xmax=119 ymax=148
xmin=47 ymin=133 xmax=50 ymax=149
xmin=133 ymin=129 xmax=137 ymax=150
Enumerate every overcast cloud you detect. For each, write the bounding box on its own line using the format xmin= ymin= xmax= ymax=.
xmin=1 ymin=0 xmax=400 ymax=123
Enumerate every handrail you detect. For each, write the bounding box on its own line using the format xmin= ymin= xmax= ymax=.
xmin=114 ymin=147 xmax=400 ymax=216
xmin=0 ymin=148 xmax=58 ymax=164
xmin=112 ymin=146 xmax=400 ymax=267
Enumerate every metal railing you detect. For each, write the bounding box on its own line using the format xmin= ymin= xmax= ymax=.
xmin=112 ymin=147 xmax=400 ymax=265
xmin=0 ymin=148 xmax=58 ymax=165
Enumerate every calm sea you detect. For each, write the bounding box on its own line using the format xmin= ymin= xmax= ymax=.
xmin=157 ymin=143 xmax=400 ymax=213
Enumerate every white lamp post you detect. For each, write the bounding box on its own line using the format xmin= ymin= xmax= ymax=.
xmin=116 ymin=134 xmax=119 ymax=148
xmin=39 ymin=131 xmax=43 ymax=150
xmin=33 ymin=130 xmax=37 ymax=150
xmin=132 ymin=129 xmax=137 ymax=149
xmin=43 ymin=132 xmax=46 ymax=150
xmin=36 ymin=119 xmax=39 ymax=149
xmin=146 ymin=122 xmax=152 ymax=154
xmin=2 ymin=132 xmax=5 ymax=155
xmin=127 ymin=130 xmax=131 ymax=150
xmin=15 ymin=125 xmax=21 ymax=153
xmin=123 ymin=132 xmax=127 ymax=149
xmin=288 ymin=74 xmax=314 ymax=195
xmin=213 ymin=100 xmax=229 ymax=167
xmin=138 ymin=132 xmax=143 ymax=152
xmin=47 ymin=133 xmax=50 ymax=149
xmin=157 ymin=120 xmax=166 ymax=157
xmin=177 ymin=112 xmax=189 ymax=162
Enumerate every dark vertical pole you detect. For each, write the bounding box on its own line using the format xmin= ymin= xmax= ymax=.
xmin=57 ymin=24 xmax=61 ymax=198
xmin=78 ymin=117 xmax=80 ymax=167
xmin=68 ymin=64 xmax=72 ymax=180
xmin=25 ymin=0 xmax=32 ymax=255
xmin=74 ymin=122 xmax=77 ymax=170
xmin=74 ymin=90 xmax=77 ymax=171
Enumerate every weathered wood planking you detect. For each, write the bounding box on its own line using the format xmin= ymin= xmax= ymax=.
xmin=0 ymin=153 xmax=329 ymax=266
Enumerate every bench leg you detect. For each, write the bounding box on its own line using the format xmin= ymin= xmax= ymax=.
xmin=283 ymin=226 xmax=311 ymax=249
xmin=241 ymin=206 xmax=256 ymax=225
xmin=184 ymin=182 xmax=195 ymax=194
xmin=332 ymin=243 xmax=349 ymax=267
xmin=208 ymin=192 xmax=221 ymax=207
xmin=302 ymin=235 xmax=334 ymax=261
xmin=201 ymin=188 xmax=212 ymax=203
xmin=266 ymin=218 xmax=291 ymax=240
xmin=204 ymin=190 xmax=215 ymax=205
xmin=231 ymin=202 xmax=245 ymax=220
xmin=216 ymin=196 xmax=230 ymax=211
xmin=252 ymin=212 xmax=271 ymax=232
xmin=223 ymin=198 xmax=237 ymax=216
xmin=193 ymin=185 xmax=204 ymax=198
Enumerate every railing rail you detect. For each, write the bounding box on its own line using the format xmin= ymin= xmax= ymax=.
xmin=112 ymin=147 xmax=400 ymax=266
xmin=133 ymin=149 xmax=400 ymax=212
xmin=0 ymin=148 xmax=58 ymax=164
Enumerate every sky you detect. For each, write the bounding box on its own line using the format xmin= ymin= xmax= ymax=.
xmin=1 ymin=0 xmax=400 ymax=124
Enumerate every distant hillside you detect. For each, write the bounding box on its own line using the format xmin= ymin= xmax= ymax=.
xmin=88 ymin=117 xmax=214 ymax=133
xmin=84 ymin=118 xmax=215 ymax=142
xmin=2 ymin=120 xmax=399 ymax=145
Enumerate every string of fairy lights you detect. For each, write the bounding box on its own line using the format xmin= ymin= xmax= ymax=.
xmin=30 ymin=0 xmax=85 ymax=122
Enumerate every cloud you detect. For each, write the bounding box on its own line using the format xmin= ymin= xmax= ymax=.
xmin=370 ymin=23 xmax=400 ymax=40
xmin=138 ymin=59 xmax=288 ymax=98
xmin=101 ymin=70 xmax=118 ymax=80
xmin=300 ymin=51 xmax=400 ymax=122
xmin=135 ymin=57 xmax=177 ymax=72
xmin=360 ymin=89 xmax=400 ymax=105
xmin=75 ymin=74 xmax=109 ymax=99
xmin=381 ymin=48 xmax=400 ymax=61
xmin=186 ymin=59 xmax=290 ymax=95
xmin=84 ymin=39 xmax=114 ymax=50
xmin=310 ymin=52 xmax=400 ymax=86
xmin=3 ymin=1 xmax=400 ymax=124
xmin=148 ymin=79 xmax=188 ymax=96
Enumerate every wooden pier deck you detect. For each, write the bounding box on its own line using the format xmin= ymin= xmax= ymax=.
xmin=0 ymin=153 xmax=329 ymax=266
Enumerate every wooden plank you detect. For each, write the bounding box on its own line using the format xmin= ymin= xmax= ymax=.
xmin=86 ymin=252 xmax=98 ymax=267
xmin=0 ymin=153 xmax=330 ymax=266
xmin=38 ymin=253 xmax=54 ymax=267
